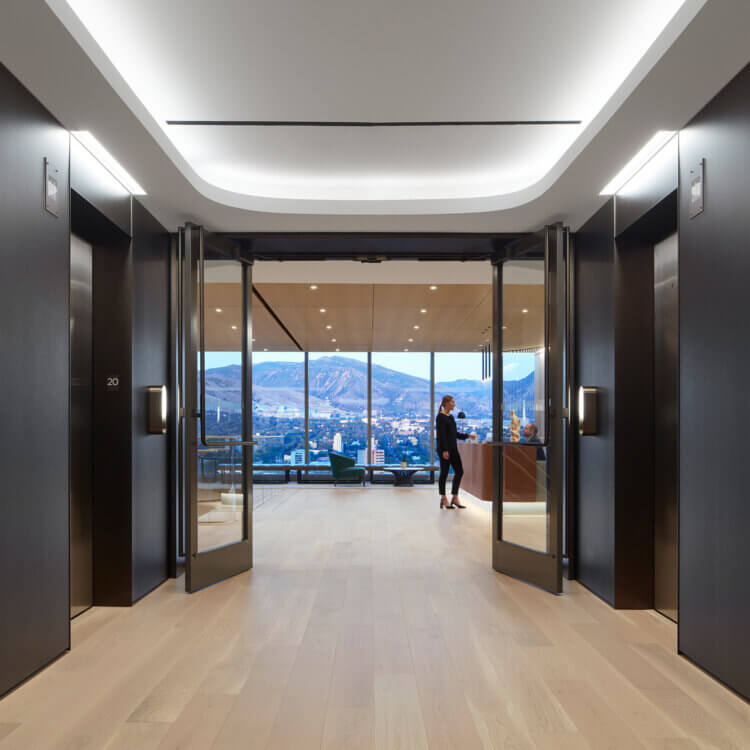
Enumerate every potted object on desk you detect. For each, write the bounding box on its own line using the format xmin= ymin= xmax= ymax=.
xmin=400 ymin=453 xmax=407 ymax=469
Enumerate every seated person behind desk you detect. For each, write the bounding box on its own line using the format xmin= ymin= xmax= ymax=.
xmin=522 ymin=422 xmax=546 ymax=461
xmin=436 ymin=395 xmax=476 ymax=510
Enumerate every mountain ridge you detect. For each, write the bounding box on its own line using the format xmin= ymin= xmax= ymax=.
xmin=204 ymin=355 xmax=533 ymax=416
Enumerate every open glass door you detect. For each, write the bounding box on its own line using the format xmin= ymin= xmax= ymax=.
xmin=181 ymin=224 xmax=253 ymax=592
xmin=491 ymin=225 xmax=567 ymax=593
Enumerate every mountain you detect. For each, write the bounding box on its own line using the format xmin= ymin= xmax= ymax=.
xmin=203 ymin=355 xmax=533 ymax=417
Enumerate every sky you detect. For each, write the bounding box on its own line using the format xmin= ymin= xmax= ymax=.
xmin=205 ymin=350 xmax=536 ymax=382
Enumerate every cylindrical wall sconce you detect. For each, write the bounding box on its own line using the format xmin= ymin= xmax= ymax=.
xmin=147 ymin=385 xmax=168 ymax=434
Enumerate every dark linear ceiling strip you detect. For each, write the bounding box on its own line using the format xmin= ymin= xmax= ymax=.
xmin=252 ymin=285 xmax=304 ymax=352
xmin=166 ymin=119 xmax=581 ymax=127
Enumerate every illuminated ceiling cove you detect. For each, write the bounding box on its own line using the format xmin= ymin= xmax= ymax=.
xmin=47 ymin=0 xmax=703 ymax=214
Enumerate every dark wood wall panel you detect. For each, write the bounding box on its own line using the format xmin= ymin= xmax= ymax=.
xmin=131 ymin=199 xmax=170 ymax=600
xmin=574 ymin=201 xmax=616 ymax=605
xmin=92 ymin=228 xmax=134 ymax=606
xmin=613 ymin=236 xmax=655 ymax=609
xmin=678 ymin=63 xmax=750 ymax=700
xmin=0 ymin=63 xmax=71 ymax=696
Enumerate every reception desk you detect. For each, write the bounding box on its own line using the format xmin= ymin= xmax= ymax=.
xmin=457 ymin=442 xmax=543 ymax=502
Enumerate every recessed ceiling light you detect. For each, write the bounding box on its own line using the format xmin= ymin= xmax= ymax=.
xmin=521 ymin=308 xmax=528 ymax=314
xmin=335 ymin=348 xmax=340 ymax=352
xmin=413 ymin=325 xmax=420 ymax=329
xmin=408 ymin=338 xmax=414 ymax=343
xmin=71 ymin=131 xmax=146 ymax=195
xmin=310 ymin=285 xmax=318 ymax=290
xmin=331 ymin=338 xmax=336 ymax=342
xmin=420 ymin=308 xmax=427 ymax=313
xmin=404 ymin=348 xmax=409 ymax=352
xmin=502 ymin=325 xmax=508 ymax=330
xmin=252 ymin=337 xmax=256 ymax=342
xmin=600 ymin=130 xmax=677 ymax=195
xmin=263 ymin=348 xmax=268 ymax=351
xmin=429 ymin=285 xmax=438 ymax=291
xmin=320 ymin=308 xmax=326 ymax=313
xmin=326 ymin=324 xmax=332 ymax=329
xmin=231 ymin=325 xmax=238 ymax=330
xmin=215 ymin=308 xmax=223 ymax=313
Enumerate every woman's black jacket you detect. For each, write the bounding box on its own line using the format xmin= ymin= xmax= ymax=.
xmin=436 ymin=412 xmax=469 ymax=454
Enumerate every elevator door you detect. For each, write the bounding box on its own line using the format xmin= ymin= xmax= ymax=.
xmin=70 ymin=234 xmax=93 ymax=618
xmin=654 ymin=232 xmax=679 ymax=622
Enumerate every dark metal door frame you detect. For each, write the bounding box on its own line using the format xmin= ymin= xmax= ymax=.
xmin=491 ymin=224 xmax=567 ymax=594
xmin=181 ymin=224 xmax=253 ymax=593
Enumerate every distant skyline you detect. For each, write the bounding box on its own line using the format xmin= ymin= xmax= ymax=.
xmin=205 ymin=350 xmax=535 ymax=381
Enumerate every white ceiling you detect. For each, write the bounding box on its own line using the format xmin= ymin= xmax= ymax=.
xmin=49 ymin=0 xmax=697 ymax=211
xmin=3 ymin=0 xmax=750 ymax=230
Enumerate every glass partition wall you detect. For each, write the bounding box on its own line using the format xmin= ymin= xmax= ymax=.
xmin=197 ymin=259 xmax=246 ymax=554
xmin=499 ymin=260 xmax=549 ymax=553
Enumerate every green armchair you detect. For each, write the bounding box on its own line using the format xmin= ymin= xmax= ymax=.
xmin=328 ymin=451 xmax=366 ymax=486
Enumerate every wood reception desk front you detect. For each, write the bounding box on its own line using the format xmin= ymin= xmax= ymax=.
xmin=457 ymin=442 xmax=542 ymax=502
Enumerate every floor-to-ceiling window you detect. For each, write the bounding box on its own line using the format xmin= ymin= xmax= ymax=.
xmin=251 ymin=351 xmax=305 ymax=465
xmin=308 ymin=353 xmax=368 ymax=464
xmin=371 ymin=352 xmax=431 ymax=465
xmin=433 ymin=352 xmax=493 ymax=450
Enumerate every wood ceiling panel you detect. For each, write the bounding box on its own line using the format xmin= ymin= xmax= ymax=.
xmin=205 ymin=281 xmax=544 ymax=352
xmin=257 ymin=282 xmax=373 ymax=351
xmin=248 ymin=281 xmax=520 ymax=352
xmin=203 ymin=282 xmax=243 ymax=352
xmin=372 ymin=284 xmax=491 ymax=352
xmin=502 ymin=284 xmax=545 ymax=351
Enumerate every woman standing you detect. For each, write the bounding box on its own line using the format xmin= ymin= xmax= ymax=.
xmin=436 ymin=395 xmax=475 ymax=509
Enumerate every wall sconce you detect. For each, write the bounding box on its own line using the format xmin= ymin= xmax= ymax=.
xmin=147 ymin=385 xmax=167 ymax=434
xmin=578 ymin=386 xmax=599 ymax=436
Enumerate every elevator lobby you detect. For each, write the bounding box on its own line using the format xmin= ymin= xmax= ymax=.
xmin=2 ymin=1 xmax=750 ymax=748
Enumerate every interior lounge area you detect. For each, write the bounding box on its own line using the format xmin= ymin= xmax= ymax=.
xmin=2 ymin=1 xmax=750 ymax=748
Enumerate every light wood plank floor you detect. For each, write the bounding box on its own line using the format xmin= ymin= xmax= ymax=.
xmin=1 ymin=486 xmax=749 ymax=749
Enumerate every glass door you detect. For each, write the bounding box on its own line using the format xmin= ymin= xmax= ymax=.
xmin=181 ymin=224 xmax=253 ymax=592
xmin=491 ymin=225 xmax=567 ymax=593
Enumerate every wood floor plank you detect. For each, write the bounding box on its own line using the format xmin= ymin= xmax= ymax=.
xmin=156 ymin=694 xmax=234 ymax=750
xmin=373 ymin=672 xmax=429 ymax=750
xmin=0 ymin=727 xmax=18 ymax=744
xmin=321 ymin=623 xmax=375 ymax=750
xmin=0 ymin=486 xmax=745 ymax=750
xmin=103 ymin=721 xmax=171 ymax=750
xmin=547 ymin=679 xmax=649 ymax=750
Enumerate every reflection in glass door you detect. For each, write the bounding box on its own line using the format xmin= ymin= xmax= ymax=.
xmin=492 ymin=226 xmax=567 ymax=593
xmin=181 ymin=225 xmax=253 ymax=592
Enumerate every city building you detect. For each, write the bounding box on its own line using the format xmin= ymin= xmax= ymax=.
xmin=2 ymin=2 xmax=750 ymax=746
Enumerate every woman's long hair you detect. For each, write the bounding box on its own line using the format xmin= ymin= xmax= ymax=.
xmin=439 ymin=395 xmax=454 ymax=414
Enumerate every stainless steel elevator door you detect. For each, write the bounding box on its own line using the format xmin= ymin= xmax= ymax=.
xmin=654 ymin=232 xmax=679 ymax=622
xmin=70 ymin=234 xmax=93 ymax=618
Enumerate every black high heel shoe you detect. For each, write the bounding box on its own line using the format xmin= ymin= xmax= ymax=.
xmin=440 ymin=496 xmax=453 ymax=510
xmin=450 ymin=496 xmax=466 ymax=509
